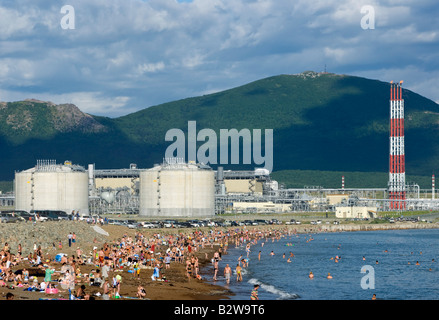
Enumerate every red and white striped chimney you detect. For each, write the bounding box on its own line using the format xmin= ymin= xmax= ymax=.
xmin=389 ymin=81 xmax=406 ymax=210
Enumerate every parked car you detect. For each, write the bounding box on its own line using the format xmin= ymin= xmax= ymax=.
xmin=162 ymin=221 xmax=173 ymax=228
xmin=50 ymin=211 xmax=70 ymax=221
xmin=2 ymin=210 xmax=32 ymax=222
xmin=149 ymin=221 xmax=162 ymax=228
xmin=206 ymin=220 xmax=216 ymax=227
xmin=141 ymin=222 xmax=156 ymax=228
xmin=0 ymin=212 xmax=21 ymax=223
xmin=31 ymin=210 xmax=69 ymax=221
xmin=177 ymin=222 xmax=193 ymax=228
xmin=126 ymin=221 xmax=140 ymax=229
xmin=187 ymin=220 xmax=200 ymax=227
xmin=197 ymin=220 xmax=207 ymax=227
xmin=113 ymin=220 xmax=126 ymax=226
xmin=14 ymin=211 xmax=33 ymax=221
xmin=29 ymin=211 xmax=49 ymax=222
xmin=223 ymin=220 xmax=232 ymax=227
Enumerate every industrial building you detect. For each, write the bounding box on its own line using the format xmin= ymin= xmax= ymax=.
xmin=335 ymin=206 xmax=377 ymax=219
xmin=14 ymin=160 xmax=89 ymax=215
xmin=139 ymin=158 xmax=215 ymax=217
xmin=4 ymin=157 xmax=439 ymax=218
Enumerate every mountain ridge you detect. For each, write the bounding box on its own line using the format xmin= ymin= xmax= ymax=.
xmin=1 ymin=71 xmax=439 ymax=185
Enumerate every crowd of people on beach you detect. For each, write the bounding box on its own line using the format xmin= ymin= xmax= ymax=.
xmin=0 ymin=216 xmax=297 ymax=300
xmin=5 ymin=220 xmax=423 ymax=300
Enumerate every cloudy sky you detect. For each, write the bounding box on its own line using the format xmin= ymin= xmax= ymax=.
xmin=0 ymin=0 xmax=438 ymax=117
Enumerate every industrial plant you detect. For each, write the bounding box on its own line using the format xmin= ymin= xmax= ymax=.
xmin=1 ymin=81 xmax=439 ymax=219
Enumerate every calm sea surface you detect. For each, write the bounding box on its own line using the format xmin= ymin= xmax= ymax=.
xmin=204 ymin=228 xmax=439 ymax=300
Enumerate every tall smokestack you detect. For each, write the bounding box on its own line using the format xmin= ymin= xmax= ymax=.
xmin=388 ymin=81 xmax=406 ymax=210
xmin=433 ymin=175 xmax=435 ymax=200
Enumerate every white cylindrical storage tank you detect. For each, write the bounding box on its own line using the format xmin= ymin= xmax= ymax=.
xmin=14 ymin=161 xmax=89 ymax=215
xmin=139 ymin=162 xmax=215 ymax=218
xmin=14 ymin=171 xmax=33 ymax=212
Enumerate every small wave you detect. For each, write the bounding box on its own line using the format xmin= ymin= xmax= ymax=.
xmin=248 ymin=278 xmax=299 ymax=300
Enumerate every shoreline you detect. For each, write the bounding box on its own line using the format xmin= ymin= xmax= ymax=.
xmin=200 ymin=222 xmax=439 ymax=299
xmin=0 ymin=221 xmax=437 ymax=301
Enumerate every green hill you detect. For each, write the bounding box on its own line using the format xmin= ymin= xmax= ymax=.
xmin=271 ymin=170 xmax=435 ymax=189
xmin=1 ymin=71 xmax=439 ymax=189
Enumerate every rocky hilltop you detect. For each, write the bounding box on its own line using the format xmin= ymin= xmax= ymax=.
xmin=0 ymin=100 xmax=107 ymax=142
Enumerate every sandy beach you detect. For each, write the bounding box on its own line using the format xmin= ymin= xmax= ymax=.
xmin=0 ymin=223 xmax=234 ymax=301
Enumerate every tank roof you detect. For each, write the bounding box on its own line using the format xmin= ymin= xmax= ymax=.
xmin=147 ymin=158 xmax=212 ymax=171
xmin=19 ymin=160 xmax=86 ymax=173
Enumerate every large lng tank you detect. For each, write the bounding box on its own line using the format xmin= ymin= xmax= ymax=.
xmin=139 ymin=160 xmax=215 ymax=217
xmin=14 ymin=160 xmax=89 ymax=214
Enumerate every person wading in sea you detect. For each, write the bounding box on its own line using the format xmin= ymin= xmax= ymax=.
xmin=251 ymin=284 xmax=259 ymax=300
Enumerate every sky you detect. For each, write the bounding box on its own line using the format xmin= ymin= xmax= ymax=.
xmin=0 ymin=0 xmax=438 ymax=118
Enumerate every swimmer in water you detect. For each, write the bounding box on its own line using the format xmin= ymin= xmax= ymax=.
xmin=309 ymin=271 xmax=314 ymax=279
xmin=372 ymin=294 xmax=376 ymax=300
xmin=327 ymin=273 xmax=332 ymax=279
xmin=236 ymin=264 xmax=242 ymax=282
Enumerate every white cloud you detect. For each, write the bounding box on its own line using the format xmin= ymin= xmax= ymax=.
xmin=0 ymin=0 xmax=438 ymax=117
xmin=137 ymin=61 xmax=165 ymax=74
xmin=0 ymin=7 xmax=35 ymax=39
xmin=66 ymin=92 xmax=132 ymax=115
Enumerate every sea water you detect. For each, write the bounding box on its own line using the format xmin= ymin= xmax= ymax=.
xmin=204 ymin=228 xmax=439 ymax=300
